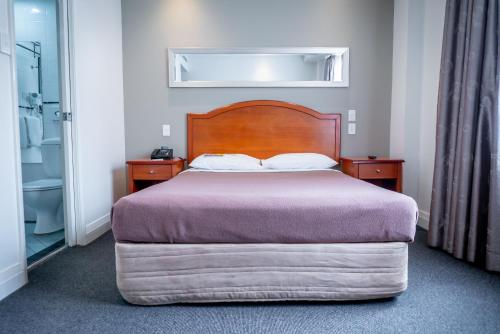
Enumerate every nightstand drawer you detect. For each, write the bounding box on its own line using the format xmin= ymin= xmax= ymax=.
xmin=132 ymin=165 xmax=172 ymax=180
xmin=359 ymin=163 xmax=397 ymax=179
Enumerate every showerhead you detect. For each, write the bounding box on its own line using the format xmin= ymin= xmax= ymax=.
xmin=27 ymin=92 xmax=43 ymax=108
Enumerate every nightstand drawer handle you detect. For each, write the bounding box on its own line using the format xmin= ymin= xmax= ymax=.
xmin=376 ymin=169 xmax=382 ymax=174
xmin=148 ymin=170 xmax=157 ymax=174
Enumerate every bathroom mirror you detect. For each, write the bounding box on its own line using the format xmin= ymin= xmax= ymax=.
xmin=168 ymin=48 xmax=349 ymax=88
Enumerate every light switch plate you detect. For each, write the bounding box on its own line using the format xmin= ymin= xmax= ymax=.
xmin=162 ymin=124 xmax=170 ymax=137
xmin=348 ymin=109 xmax=356 ymax=122
xmin=348 ymin=123 xmax=356 ymax=135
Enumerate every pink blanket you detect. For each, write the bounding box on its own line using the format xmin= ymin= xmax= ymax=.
xmin=111 ymin=170 xmax=418 ymax=243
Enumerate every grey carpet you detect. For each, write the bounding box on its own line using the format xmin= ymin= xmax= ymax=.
xmin=1 ymin=229 xmax=499 ymax=334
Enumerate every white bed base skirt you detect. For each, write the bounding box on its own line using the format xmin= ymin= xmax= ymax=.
xmin=115 ymin=242 xmax=408 ymax=305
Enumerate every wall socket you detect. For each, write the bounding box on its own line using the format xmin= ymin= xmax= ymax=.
xmin=162 ymin=124 xmax=170 ymax=137
xmin=348 ymin=123 xmax=356 ymax=135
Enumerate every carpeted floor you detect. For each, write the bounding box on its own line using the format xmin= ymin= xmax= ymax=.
xmin=0 ymin=229 xmax=499 ymax=334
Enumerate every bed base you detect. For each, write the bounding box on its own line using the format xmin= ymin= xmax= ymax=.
xmin=115 ymin=242 xmax=408 ymax=305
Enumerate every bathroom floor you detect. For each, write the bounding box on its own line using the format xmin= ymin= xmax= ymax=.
xmin=25 ymin=222 xmax=65 ymax=265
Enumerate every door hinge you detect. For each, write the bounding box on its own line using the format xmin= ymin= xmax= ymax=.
xmin=62 ymin=112 xmax=72 ymax=121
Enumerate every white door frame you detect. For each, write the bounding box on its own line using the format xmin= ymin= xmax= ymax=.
xmin=7 ymin=0 xmax=28 ymax=283
xmin=58 ymin=0 xmax=78 ymax=246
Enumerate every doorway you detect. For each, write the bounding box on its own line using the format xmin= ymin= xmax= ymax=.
xmin=13 ymin=0 xmax=73 ymax=266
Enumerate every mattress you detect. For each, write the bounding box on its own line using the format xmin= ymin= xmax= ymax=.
xmin=116 ymin=241 xmax=408 ymax=305
xmin=111 ymin=170 xmax=418 ymax=243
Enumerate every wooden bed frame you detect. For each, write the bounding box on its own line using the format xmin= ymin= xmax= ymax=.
xmin=187 ymin=100 xmax=341 ymax=163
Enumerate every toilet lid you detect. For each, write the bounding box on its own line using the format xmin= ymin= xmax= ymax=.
xmin=23 ymin=178 xmax=63 ymax=191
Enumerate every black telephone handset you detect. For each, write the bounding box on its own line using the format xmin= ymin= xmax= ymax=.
xmin=151 ymin=146 xmax=173 ymax=160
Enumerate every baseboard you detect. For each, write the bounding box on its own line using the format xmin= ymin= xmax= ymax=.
xmin=80 ymin=213 xmax=111 ymax=246
xmin=418 ymin=210 xmax=429 ymax=230
xmin=0 ymin=263 xmax=27 ymax=301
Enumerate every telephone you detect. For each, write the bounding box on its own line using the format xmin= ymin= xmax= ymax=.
xmin=151 ymin=146 xmax=173 ymax=160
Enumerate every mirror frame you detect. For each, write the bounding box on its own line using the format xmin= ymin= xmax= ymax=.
xmin=168 ymin=47 xmax=350 ymax=88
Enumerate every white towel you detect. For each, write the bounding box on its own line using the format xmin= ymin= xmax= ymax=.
xmin=25 ymin=115 xmax=43 ymax=147
xmin=19 ymin=116 xmax=29 ymax=149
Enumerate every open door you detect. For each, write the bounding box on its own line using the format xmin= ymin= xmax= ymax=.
xmin=68 ymin=0 xmax=126 ymax=245
xmin=58 ymin=0 xmax=77 ymax=246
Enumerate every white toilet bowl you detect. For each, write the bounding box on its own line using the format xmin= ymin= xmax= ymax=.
xmin=22 ymin=137 xmax=64 ymax=235
xmin=23 ymin=178 xmax=63 ymax=234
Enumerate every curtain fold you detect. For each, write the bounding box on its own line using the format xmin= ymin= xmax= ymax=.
xmin=428 ymin=0 xmax=500 ymax=271
xmin=323 ymin=55 xmax=334 ymax=81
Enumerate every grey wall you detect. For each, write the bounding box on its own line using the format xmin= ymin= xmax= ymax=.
xmin=122 ymin=0 xmax=394 ymax=160
xmin=390 ymin=0 xmax=446 ymax=228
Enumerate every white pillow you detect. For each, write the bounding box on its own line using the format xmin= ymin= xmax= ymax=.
xmin=189 ymin=154 xmax=263 ymax=170
xmin=261 ymin=153 xmax=337 ymax=170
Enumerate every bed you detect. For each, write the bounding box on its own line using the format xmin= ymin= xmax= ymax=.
xmin=111 ymin=100 xmax=418 ymax=305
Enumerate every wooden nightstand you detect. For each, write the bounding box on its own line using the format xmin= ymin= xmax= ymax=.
xmin=127 ymin=158 xmax=185 ymax=193
xmin=340 ymin=157 xmax=404 ymax=193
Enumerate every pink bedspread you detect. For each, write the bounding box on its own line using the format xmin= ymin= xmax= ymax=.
xmin=111 ymin=170 xmax=418 ymax=243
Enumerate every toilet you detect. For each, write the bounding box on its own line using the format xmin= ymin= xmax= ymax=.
xmin=23 ymin=138 xmax=64 ymax=234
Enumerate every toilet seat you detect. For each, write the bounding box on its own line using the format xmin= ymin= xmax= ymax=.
xmin=23 ymin=178 xmax=63 ymax=192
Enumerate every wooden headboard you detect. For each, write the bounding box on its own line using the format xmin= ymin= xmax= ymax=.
xmin=187 ymin=100 xmax=341 ymax=163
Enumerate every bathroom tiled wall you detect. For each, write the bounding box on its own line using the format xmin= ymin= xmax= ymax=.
xmin=15 ymin=0 xmax=60 ymax=139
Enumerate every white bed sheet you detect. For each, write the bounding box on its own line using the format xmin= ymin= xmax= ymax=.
xmin=182 ymin=168 xmax=341 ymax=173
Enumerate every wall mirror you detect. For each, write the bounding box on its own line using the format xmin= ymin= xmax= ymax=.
xmin=168 ymin=48 xmax=349 ymax=88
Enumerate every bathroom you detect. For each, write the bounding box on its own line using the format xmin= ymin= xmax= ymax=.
xmin=14 ymin=0 xmax=65 ymax=265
